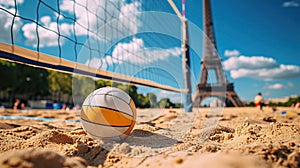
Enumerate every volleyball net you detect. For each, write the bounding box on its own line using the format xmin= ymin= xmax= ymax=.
xmin=0 ymin=0 xmax=190 ymax=92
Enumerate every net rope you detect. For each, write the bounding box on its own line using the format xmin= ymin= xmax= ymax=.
xmin=0 ymin=0 xmax=186 ymax=92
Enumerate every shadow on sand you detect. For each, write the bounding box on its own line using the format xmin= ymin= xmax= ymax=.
xmin=125 ymin=129 xmax=179 ymax=148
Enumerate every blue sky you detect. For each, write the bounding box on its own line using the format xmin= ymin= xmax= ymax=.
xmin=145 ymin=0 xmax=300 ymax=102
xmin=204 ymin=0 xmax=300 ymax=101
xmin=0 ymin=0 xmax=299 ymax=103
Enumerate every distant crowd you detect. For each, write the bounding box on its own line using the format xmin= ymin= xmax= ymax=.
xmin=11 ymin=98 xmax=77 ymax=111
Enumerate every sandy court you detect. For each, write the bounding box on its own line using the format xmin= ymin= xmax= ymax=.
xmin=0 ymin=107 xmax=299 ymax=168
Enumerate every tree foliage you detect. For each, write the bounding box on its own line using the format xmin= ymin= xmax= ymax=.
xmin=72 ymin=76 xmax=95 ymax=97
xmin=48 ymin=70 xmax=72 ymax=101
xmin=0 ymin=60 xmax=16 ymax=91
xmin=147 ymin=93 xmax=157 ymax=108
xmin=0 ymin=60 xmax=181 ymax=108
xmin=0 ymin=60 xmax=49 ymax=100
xmin=158 ymin=98 xmax=175 ymax=108
xmin=95 ymin=81 xmax=161 ymax=108
xmin=245 ymin=96 xmax=300 ymax=107
xmin=96 ymin=80 xmax=112 ymax=88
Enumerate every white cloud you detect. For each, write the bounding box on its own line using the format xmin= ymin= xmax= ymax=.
xmin=21 ymin=0 xmax=142 ymax=47
xmin=266 ymin=83 xmax=284 ymax=89
xmin=22 ymin=16 xmax=72 ymax=47
xmin=40 ymin=16 xmax=51 ymax=26
xmin=0 ymin=0 xmax=23 ymax=42
xmin=59 ymin=0 xmax=74 ymax=13
xmin=266 ymin=82 xmax=294 ymax=90
xmin=0 ymin=0 xmax=23 ymax=7
xmin=84 ymin=56 xmax=113 ymax=70
xmin=224 ymin=49 xmax=240 ymax=57
xmin=229 ymin=64 xmax=300 ymax=80
xmin=54 ymin=13 xmax=65 ymax=20
xmin=59 ymin=0 xmax=141 ymax=38
xmin=85 ymin=38 xmax=181 ymax=70
xmin=111 ymin=38 xmax=181 ymax=64
xmin=223 ymin=50 xmax=300 ymax=80
xmin=283 ymin=1 xmax=300 ymax=7
xmin=223 ymin=55 xmax=277 ymax=70
xmin=118 ymin=1 xmax=141 ymax=36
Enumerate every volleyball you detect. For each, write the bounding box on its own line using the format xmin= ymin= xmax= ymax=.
xmin=80 ymin=87 xmax=136 ymax=141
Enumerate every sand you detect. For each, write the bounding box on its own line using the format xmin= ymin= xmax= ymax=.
xmin=0 ymin=107 xmax=299 ymax=168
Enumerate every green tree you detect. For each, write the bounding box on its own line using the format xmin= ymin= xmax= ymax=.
xmin=114 ymin=83 xmax=139 ymax=106
xmin=0 ymin=60 xmax=18 ymax=104
xmin=0 ymin=60 xmax=49 ymax=102
xmin=173 ymin=103 xmax=183 ymax=108
xmin=138 ymin=93 xmax=150 ymax=108
xmin=110 ymin=83 xmax=152 ymax=108
xmin=72 ymin=76 xmax=94 ymax=97
xmin=245 ymin=102 xmax=255 ymax=107
xmin=48 ymin=70 xmax=72 ymax=102
xmin=96 ymin=79 xmax=112 ymax=88
xmin=18 ymin=65 xmax=49 ymax=99
xmin=246 ymin=96 xmax=300 ymax=107
xmin=0 ymin=60 xmax=17 ymax=93
xmin=72 ymin=75 xmax=95 ymax=104
xmin=158 ymin=98 xmax=174 ymax=108
xmin=146 ymin=93 xmax=157 ymax=108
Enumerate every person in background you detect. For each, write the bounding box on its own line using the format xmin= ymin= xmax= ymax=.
xmin=62 ymin=103 xmax=67 ymax=110
xmin=21 ymin=102 xmax=26 ymax=110
xmin=13 ymin=99 xmax=21 ymax=110
xmin=61 ymin=103 xmax=70 ymax=111
xmin=295 ymin=101 xmax=299 ymax=109
xmin=254 ymin=92 xmax=264 ymax=111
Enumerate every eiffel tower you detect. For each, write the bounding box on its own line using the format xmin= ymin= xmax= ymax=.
xmin=193 ymin=0 xmax=243 ymax=107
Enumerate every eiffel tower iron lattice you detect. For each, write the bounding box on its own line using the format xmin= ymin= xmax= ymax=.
xmin=193 ymin=0 xmax=243 ymax=107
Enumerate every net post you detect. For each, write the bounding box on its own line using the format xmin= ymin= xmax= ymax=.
xmin=168 ymin=0 xmax=193 ymax=112
xmin=182 ymin=0 xmax=192 ymax=112
xmin=182 ymin=18 xmax=192 ymax=112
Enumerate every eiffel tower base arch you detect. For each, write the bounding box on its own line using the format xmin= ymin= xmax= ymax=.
xmin=193 ymin=83 xmax=244 ymax=107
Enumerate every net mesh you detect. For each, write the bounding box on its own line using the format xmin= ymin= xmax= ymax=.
xmin=0 ymin=0 xmax=186 ymax=92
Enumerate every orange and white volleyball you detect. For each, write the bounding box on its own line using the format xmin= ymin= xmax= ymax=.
xmin=80 ymin=87 xmax=136 ymax=141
